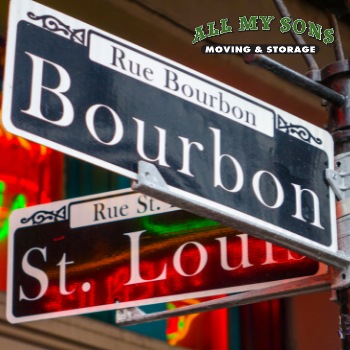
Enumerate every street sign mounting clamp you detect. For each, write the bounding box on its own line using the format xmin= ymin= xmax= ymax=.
xmin=116 ymin=274 xmax=331 ymax=326
xmin=326 ymin=169 xmax=345 ymax=201
xmin=115 ymin=306 xmax=145 ymax=324
xmin=132 ymin=161 xmax=350 ymax=269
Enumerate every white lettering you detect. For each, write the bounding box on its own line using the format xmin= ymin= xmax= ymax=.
xmin=252 ymin=170 xmax=284 ymax=208
xmin=216 ymin=235 xmax=253 ymax=270
xmin=210 ymin=127 xmax=244 ymax=192
xmin=173 ymin=242 xmax=208 ymax=276
xmin=177 ymin=137 xmax=204 ymax=177
xmin=133 ymin=118 xmax=170 ymax=167
xmin=291 ymin=183 xmax=324 ymax=229
xmin=22 ymin=52 xmax=74 ymax=126
xmin=262 ymin=242 xmax=278 ymax=265
xmin=125 ymin=230 xmax=167 ymax=285
xmin=57 ymin=253 xmax=75 ymax=295
xmin=85 ymin=104 xmax=124 ymax=145
xmin=19 ymin=247 xmax=49 ymax=301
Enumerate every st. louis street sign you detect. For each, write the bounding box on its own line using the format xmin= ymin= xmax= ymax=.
xmin=2 ymin=0 xmax=337 ymax=263
xmin=7 ymin=189 xmax=324 ymax=323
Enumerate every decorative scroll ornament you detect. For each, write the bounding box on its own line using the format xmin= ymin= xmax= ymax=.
xmin=27 ymin=12 xmax=85 ymax=45
xmin=277 ymin=115 xmax=322 ymax=145
xmin=21 ymin=206 xmax=66 ymax=225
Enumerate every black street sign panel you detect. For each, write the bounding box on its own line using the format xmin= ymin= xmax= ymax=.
xmin=2 ymin=0 xmax=337 ymax=259
xmin=7 ymin=189 xmax=325 ymax=323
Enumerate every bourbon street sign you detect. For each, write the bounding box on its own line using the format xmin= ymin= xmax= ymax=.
xmin=3 ymin=0 xmax=337 ymax=263
xmin=7 ymin=189 xmax=325 ymax=323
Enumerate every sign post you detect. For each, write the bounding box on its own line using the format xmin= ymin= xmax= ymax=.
xmin=238 ymin=2 xmax=350 ymax=348
xmin=2 ymin=0 xmax=344 ymax=267
xmin=7 ymin=189 xmax=326 ymax=323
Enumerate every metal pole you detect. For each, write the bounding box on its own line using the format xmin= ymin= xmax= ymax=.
xmin=116 ymin=274 xmax=331 ymax=326
xmin=326 ymin=12 xmax=345 ymax=61
xmin=243 ymin=51 xmax=350 ymax=350
xmin=324 ymin=12 xmax=350 ymax=350
xmin=320 ymin=13 xmax=350 ymax=345
xmin=243 ymin=54 xmax=346 ymax=107
xmin=272 ymin=0 xmax=319 ymax=71
xmin=243 ymin=3 xmax=350 ymax=346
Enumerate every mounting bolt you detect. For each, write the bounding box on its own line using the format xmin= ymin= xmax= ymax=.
xmin=333 ymin=174 xmax=338 ymax=179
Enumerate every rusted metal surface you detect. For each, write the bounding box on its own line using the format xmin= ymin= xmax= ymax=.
xmin=322 ymin=61 xmax=350 ymax=155
xmin=338 ymin=289 xmax=350 ymax=347
xmin=320 ymin=8 xmax=350 ymax=349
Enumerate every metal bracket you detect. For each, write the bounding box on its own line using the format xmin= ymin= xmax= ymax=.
xmin=243 ymin=54 xmax=346 ymax=107
xmin=115 ymin=274 xmax=331 ymax=326
xmin=132 ymin=161 xmax=350 ymax=269
xmin=115 ymin=306 xmax=146 ymax=324
xmin=332 ymin=213 xmax=350 ymax=289
xmin=326 ymin=169 xmax=345 ymax=200
xmin=330 ymin=153 xmax=350 ymax=290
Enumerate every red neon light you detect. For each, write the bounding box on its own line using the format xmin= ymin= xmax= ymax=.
xmin=19 ymin=178 xmax=39 ymax=192
xmin=0 ymin=174 xmax=17 ymax=184
xmin=0 ymin=102 xmax=63 ymax=291
xmin=12 ymin=221 xmax=319 ymax=317
xmin=166 ymin=297 xmax=229 ymax=350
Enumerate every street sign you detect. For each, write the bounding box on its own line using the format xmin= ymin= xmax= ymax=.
xmin=3 ymin=0 xmax=337 ymax=262
xmin=7 ymin=189 xmax=325 ymax=323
